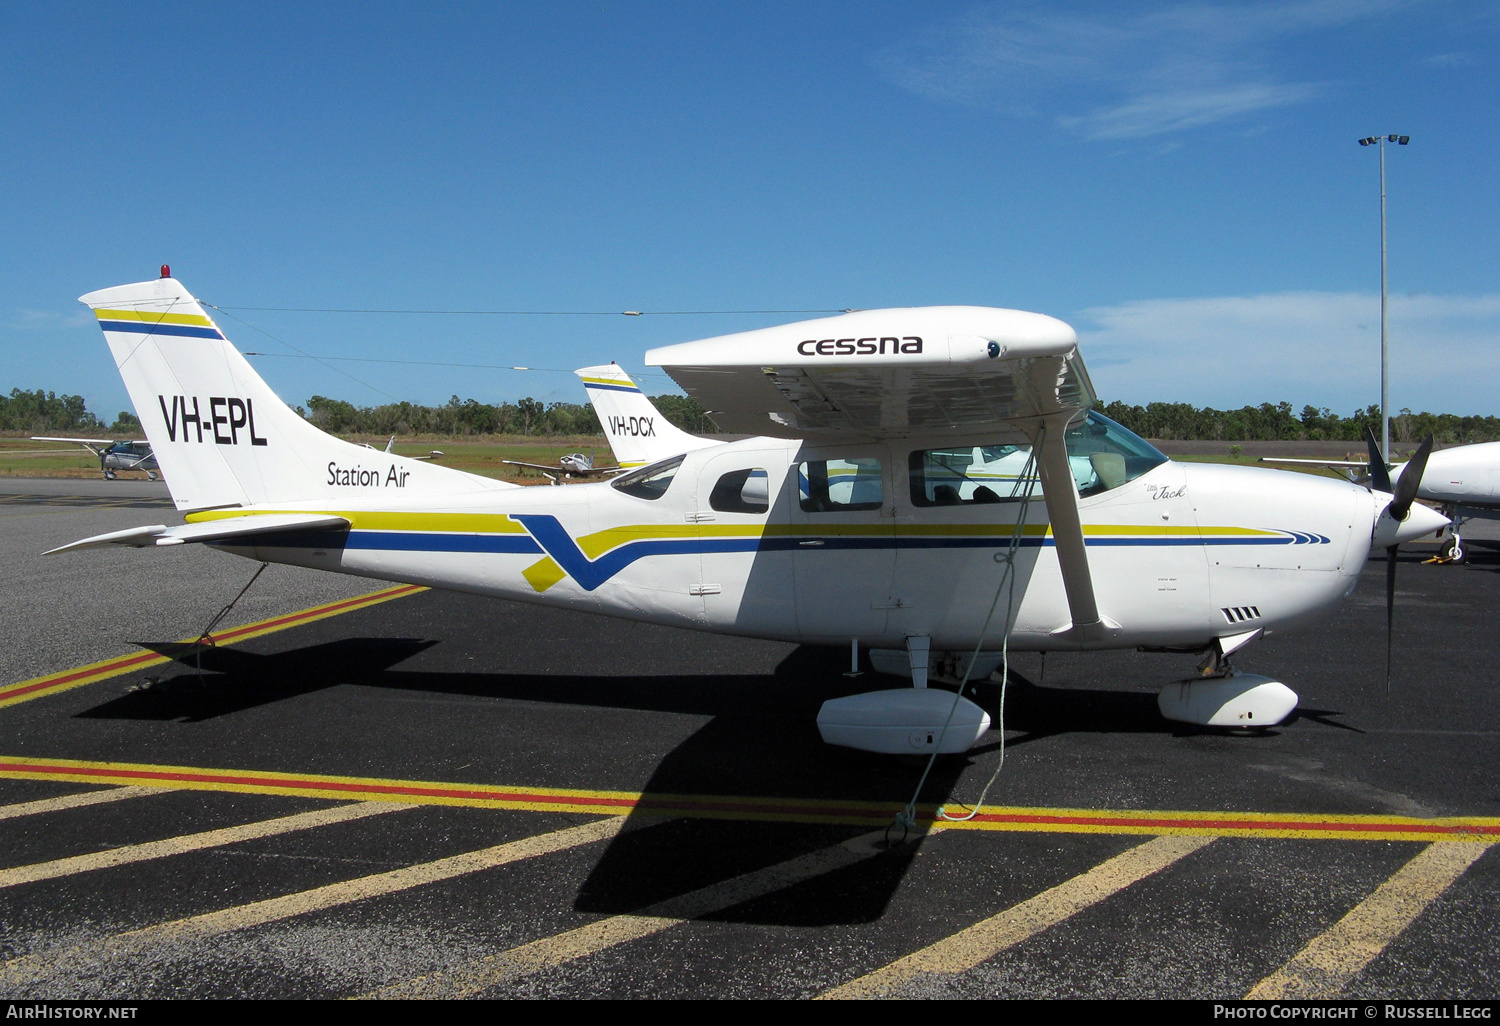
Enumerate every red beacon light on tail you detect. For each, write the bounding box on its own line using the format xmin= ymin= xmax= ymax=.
xmin=160 ymin=265 xmax=170 ymax=279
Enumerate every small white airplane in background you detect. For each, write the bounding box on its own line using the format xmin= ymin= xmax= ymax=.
xmin=48 ymin=272 xmax=1446 ymax=755
xmin=362 ymin=436 xmax=444 ymax=461
xmin=31 ymin=437 xmax=160 ymax=480
xmin=1264 ymin=437 xmax=1500 ymax=563
xmin=501 ymin=450 xmax=626 ymax=484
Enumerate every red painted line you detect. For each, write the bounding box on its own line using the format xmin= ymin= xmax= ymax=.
xmin=209 ymin=584 xmax=425 ymax=642
xmin=1 ymin=652 xmax=164 ymax=697
xmin=0 ymin=761 xmax=632 ymax=807
xmin=0 ymin=583 xmax=426 ymax=704
xmin=6 ymin=757 xmax=1497 ymax=836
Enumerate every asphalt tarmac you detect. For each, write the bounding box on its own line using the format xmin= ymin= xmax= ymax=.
xmin=1 ymin=478 xmax=1497 ymax=1000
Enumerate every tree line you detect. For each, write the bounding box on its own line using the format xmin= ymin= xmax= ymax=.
xmin=298 ymin=392 xmax=718 ymax=437
xmin=1096 ymin=400 xmax=1500 ymax=446
xmin=9 ymin=384 xmax=1500 ymax=444
xmin=0 ymin=388 xmax=140 ymax=434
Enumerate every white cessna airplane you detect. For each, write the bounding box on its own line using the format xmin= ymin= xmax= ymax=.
xmin=49 ymin=273 xmax=1446 ymax=754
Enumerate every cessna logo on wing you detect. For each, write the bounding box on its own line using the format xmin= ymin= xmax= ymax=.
xmin=796 ymin=336 xmax=923 ymax=356
xmin=608 ymin=415 xmax=655 ymax=437
xmin=157 ymin=395 xmax=268 ymax=446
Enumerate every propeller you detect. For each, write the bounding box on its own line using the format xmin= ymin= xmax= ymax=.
xmin=1364 ymin=429 xmax=1435 ymax=688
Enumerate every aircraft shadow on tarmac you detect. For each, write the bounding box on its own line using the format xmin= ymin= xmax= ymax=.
xmin=71 ymin=637 xmax=1294 ymax=925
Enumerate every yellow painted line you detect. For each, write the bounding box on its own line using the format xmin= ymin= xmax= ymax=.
xmin=0 ymin=801 xmax=408 ymax=889
xmin=364 ymin=829 xmax=887 ymax=999
xmin=3 ymin=757 xmax=1498 ymax=841
xmin=1246 ymin=842 xmax=1494 ymax=999
xmin=819 ymin=834 xmax=1215 ymax=999
xmin=0 ymin=817 xmax=624 ymax=990
xmin=930 ymin=805 xmax=1500 ymax=844
xmin=0 ymin=786 xmax=173 ymax=821
xmin=0 ymin=583 xmax=427 ymax=710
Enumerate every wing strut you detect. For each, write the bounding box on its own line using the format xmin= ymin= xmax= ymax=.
xmin=1031 ymin=414 xmax=1116 ymax=645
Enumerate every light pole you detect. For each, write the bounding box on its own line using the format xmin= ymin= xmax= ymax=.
xmin=1358 ymin=133 xmax=1409 ymax=464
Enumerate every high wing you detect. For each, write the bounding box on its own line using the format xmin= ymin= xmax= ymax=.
xmin=1257 ymin=457 xmax=1368 ymax=483
xmin=646 ymin=306 xmax=1092 ymax=442
xmin=648 ymin=305 xmax=1112 ymax=641
xmin=31 ymin=436 xmax=149 ymax=455
xmin=44 ymin=513 xmax=350 ymax=554
xmin=1259 ymin=458 xmax=1368 ymax=467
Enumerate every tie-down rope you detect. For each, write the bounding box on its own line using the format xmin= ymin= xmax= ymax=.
xmin=888 ymin=426 xmax=1046 ymax=842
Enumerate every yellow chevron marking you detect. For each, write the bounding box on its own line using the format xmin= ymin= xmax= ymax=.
xmin=0 ymin=802 xmax=408 ymax=889
xmin=0 ymin=819 xmax=624 ymax=991
xmin=820 ymin=835 xmax=1214 ymax=999
xmin=0 ymin=786 xmax=173 ymax=821
xmin=1246 ymin=842 xmax=1495 ymax=999
xmin=363 ymin=830 xmax=885 ymax=999
xmin=522 ymin=556 xmax=566 ymax=593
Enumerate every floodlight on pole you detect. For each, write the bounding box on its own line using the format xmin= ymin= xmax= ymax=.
xmin=1359 ymin=133 xmax=1410 ymax=464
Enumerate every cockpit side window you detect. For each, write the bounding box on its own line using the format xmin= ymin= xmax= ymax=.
xmin=611 ymin=455 xmax=684 ymax=500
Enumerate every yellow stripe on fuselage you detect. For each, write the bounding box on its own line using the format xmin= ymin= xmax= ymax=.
xmin=185 ymin=509 xmax=530 ymax=534
xmin=185 ymin=507 xmax=1281 ymax=551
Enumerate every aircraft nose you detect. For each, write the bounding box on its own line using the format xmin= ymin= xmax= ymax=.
xmin=1371 ymin=497 xmax=1449 ymax=548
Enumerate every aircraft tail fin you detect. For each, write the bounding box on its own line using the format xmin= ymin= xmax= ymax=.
xmin=575 ymin=364 xmax=715 ymax=468
xmin=80 ymin=275 xmax=509 ymax=512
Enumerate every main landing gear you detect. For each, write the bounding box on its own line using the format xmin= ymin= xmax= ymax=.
xmin=816 ymin=636 xmax=992 ymax=755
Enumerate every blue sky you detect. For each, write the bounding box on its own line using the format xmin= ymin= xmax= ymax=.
xmin=3 ymin=1 xmax=1498 ymax=421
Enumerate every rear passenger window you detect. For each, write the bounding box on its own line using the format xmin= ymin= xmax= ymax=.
xmin=710 ymin=468 xmax=770 ymax=514
xmin=798 ymin=458 xmax=882 ymax=512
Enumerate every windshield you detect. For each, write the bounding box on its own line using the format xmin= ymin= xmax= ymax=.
xmin=1064 ymin=411 xmax=1168 ymax=496
xmin=611 ymin=455 xmax=684 ymax=500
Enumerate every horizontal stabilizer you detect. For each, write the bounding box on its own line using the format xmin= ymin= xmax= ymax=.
xmin=45 ymin=513 xmax=350 ymax=554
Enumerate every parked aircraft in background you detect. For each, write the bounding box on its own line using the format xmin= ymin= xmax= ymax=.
xmin=1263 ymin=438 xmax=1498 ymax=563
xmin=363 ymin=436 xmax=444 ymax=462
xmin=501 ymin=450 xmax=625 ymax=484
xmin=48 ymin=273 xmax=1444 ymax=756
xmin=31 ymin=437 xmax=159 ymax=480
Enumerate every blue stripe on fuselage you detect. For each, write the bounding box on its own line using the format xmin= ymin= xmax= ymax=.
xmin=225 ymin=517 xmax=1326 ymax=590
